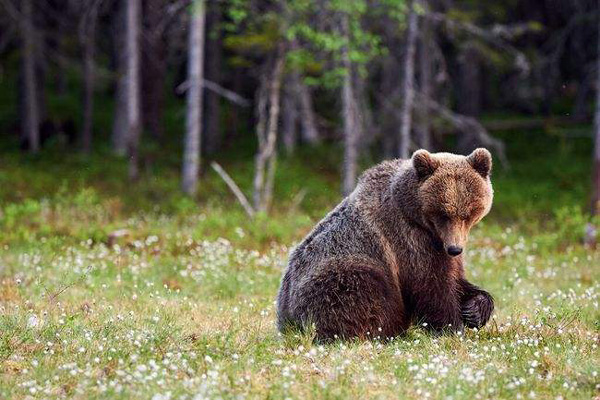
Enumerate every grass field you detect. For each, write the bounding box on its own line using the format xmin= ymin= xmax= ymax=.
xmin=0 ymin=127 xmax=599 ymax=399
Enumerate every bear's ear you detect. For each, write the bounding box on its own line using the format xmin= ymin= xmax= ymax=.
xmin=467 ymin=148 xmax=492 ymax=178
xmin=412 ymin=150 xmax=439 ymax=180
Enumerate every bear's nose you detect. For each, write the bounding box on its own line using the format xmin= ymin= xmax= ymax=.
xmin=447 ymin=245 xmax=463 ymax=256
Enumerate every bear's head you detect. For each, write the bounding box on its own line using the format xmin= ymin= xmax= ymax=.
xmin=411 ymin=148 xmax=493 ymax=257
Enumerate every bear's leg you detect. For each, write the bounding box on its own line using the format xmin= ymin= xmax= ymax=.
xmin=409 ymin=277 xmax=465 ymax=333
xmin=459 ymin=279 xmax=494 ymax=329
xmin=290 ymin=258 xmax=408 ymax=342
xmin=276 ymin=271 xmax=295 ymax=332
xmin=416 ymin=293 xmax=464 ymax=334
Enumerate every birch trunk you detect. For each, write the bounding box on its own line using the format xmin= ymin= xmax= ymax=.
xmin=398 ymin=0 xmax=418 ymax=159
xmin=112 ymin=0 xmax=128 ymax=155
xmin=282 ymin=77 xmax=298 ymax=154
xmin=182 ymin=0 xmax=206 ymax=196
xmin=126 ymin=0 xmax=142 ymax=181
xmin=253 ymin=49 xmax=285 ymax=212
xmin=416 ymin=0 xmax=432 ymax=150
xmin=341 ymin=14 xmax=360 ymax=196
xmin=288 ymin=40 xmax=319 ymax=145
xmin=81 ymin=2 xmax=99 ymax=154
xmin=22 ymin=0 xmax=39 ymax=153
xmin=296 ymin=76 xmax=320 ymax=145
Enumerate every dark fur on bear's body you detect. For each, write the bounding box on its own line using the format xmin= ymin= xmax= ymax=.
xmin=276 ymin=149 xmax=495 ymax=341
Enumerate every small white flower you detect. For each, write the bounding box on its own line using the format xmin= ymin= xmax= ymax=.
xmin=27 ymin=314 xmax=39 ymax=328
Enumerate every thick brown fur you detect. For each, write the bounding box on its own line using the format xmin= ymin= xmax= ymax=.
xmin=276 ymin=149 xmax=495 ymax=341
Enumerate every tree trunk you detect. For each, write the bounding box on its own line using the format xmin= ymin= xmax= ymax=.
xmin=398 ymin=0 xmax=418 ymax=159
xmin=416 ymin=0 xmax=432 ymax=150
xmin=573 ymin=74 xmax=592 ymax=123
xmin=456 ymin=43 xmax=483 ymax=153
xmin=380 ymin=43 xmax=399 ymax=159
xmin=36 ymin=5 xmax=48 ymax=125
xmin=56 ymin=27 xmax=68 ymax=96
xmin=126 ymin=0 xmax=142 ymax=181
xmin=340 ymin=14 xmax=360 ymax=196
xmin=112 ymin=0 xmax=128 ymax=155
xmin=253 ymin=48 xmax=285 ymax=212
xmin=182 ymin=0 xmax=206 ymax=196
xmin=47 ymin=0 xmax=67 ymax=96
xmin=282 ymin=77 xmax=298 ymax=154
xmin=203 ymin=0 xmax=222 ymax=155
xmin=592 ymin=14 xmax=600 ymax=217
xmin=296 ymin=75 xmax=320 ymax=145
xmin=355 ymin=70 xmax=375 ymax=148
xmin=142 ymin=0 xmax=167 ymax=141
xmin=224 ymin=69 xmax=244 ymax=147
xmin=21 ymin=0 xmax=39 ymax=153
xmin=81 ymin=2 xmax=100 ymax=154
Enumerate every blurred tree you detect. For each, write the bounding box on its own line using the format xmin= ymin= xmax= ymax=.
xmin=21 ymin=0 xmax=40 ymax=153
xmin=126 ymin=0 xmax=142 ymax=180
xmin=46 ymin=0 xmax=69 ymax=96
xmin=287 ymin=0 xmax=385 ymax=194
xmin=112 ymin=0 xmax=128 ymax=155
xmin=416 ymin=0 xmax=433 ymax=150
xmin=0 ymin=0 xmax=597 ymax=205
xmin=281 ymin=74 xmax=299 ymax=154
xmin=204 ymin=0 xmax=223 ymax=155
xmin=182 ymin=0 xmax=206 ymax=196
xmin=253 ymin=45 xmax=285 ymax=211
xmin=592 ymin=12 xmax=600 ymax=217
xmin=79 ymin=0 xmax=102 ymax=154
xmin=456 ymin=43 xmax=483 ymax=153
xmin=339 ymin=11 xmax=361 ymax=195
xmin=296 ymin=75 xmax=320 ymax=145
xmin=398 ymin=0 xmax=418 ymax=159
xmin=142 ymin=0 xmax=169 ymax=141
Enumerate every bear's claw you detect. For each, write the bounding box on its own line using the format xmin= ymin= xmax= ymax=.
xmin=461 ymin=292 xmax=494 ymax=329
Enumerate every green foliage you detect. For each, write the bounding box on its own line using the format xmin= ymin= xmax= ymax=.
xmin=553 ymin=206 xmax=595 ymax=244
xmin=224 ymin=0 xmax=399 ymax=89
xmin=286 ymin=0 xmax=389 ymax=88
xmin=223 ymin=0 xmax=283 ymax=62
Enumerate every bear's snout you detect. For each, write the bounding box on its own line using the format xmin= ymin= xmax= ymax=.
xmin=446 ymin=245 xmax=463 ymax=256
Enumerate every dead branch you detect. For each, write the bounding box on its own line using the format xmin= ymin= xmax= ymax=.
xmin=426 ymin=11 xmax=530 ymax=75
xmin=211 ymin=162 xmax=255 ymax=218
xmin=415 ymin=92 xmax=509 ymax=167
xmin=289 ymin=188 xmax=308 ymax=215
xmin=202 ymin=79 xmax=251 ymax=107
xmin=176 ymin=79 xmax=250 ymax=107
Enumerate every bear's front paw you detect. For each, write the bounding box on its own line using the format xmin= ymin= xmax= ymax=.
xmin=461 ymin=292 xmax=494 ymax=329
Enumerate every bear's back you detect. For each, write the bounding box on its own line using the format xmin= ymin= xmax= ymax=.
xmin=293 ymin=201 xmax=381 ymax=269
xmin=288 ymin=160 xmax=405 ymax=275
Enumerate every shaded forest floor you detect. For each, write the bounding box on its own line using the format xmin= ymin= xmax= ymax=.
xmin=0 ymin=126 xmax=599 ymax=399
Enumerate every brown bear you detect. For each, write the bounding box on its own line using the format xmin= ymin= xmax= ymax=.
xmin=276 ymin=148 xmax=495 ymax=341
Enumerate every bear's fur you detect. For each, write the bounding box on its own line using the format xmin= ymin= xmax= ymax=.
xmin=276 ymin=148 xmax=495 ymax=341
